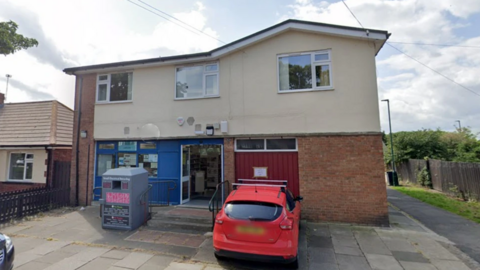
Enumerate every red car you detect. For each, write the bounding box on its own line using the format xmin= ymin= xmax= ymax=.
xmin=213 ymin=180 xmax=303 ymax=268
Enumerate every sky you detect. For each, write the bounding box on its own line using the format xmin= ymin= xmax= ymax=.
xmin=1 ymin=0 xmax=480 ymax=134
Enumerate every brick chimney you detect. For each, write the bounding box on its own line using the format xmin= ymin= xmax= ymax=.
xmin=0 ymin=93 xmax=4 ymax=108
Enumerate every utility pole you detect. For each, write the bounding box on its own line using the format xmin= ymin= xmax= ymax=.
xmin=455 ymin=120 xmax=462 ymax=131
xmin=5 ymin=74 xmax=12 ymax=101
xmin=382 ymin=99 xmax=396 ymax=186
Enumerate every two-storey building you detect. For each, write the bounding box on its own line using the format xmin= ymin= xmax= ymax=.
xmin=64 ymin=19 xmax=390 ymax=225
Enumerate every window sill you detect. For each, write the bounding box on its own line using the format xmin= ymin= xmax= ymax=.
xmin=96 ymin=100 xmax=133 ymax=105
xmin=278 ymin=88 xmax=334 ymax=94
xmin=174 ymin=96 xmax=220 ymax=101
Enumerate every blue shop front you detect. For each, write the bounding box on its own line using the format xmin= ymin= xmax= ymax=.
xmin=95 ymin=138 xmax=224 ymax=205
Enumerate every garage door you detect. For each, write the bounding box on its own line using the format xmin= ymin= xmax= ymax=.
xmin=234 ymin=138 xmax=300 ymax=196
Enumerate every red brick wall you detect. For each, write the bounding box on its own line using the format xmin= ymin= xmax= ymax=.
xmin=70 ymin=74 xmax=96 ymax=206
xmin=298 ymin=134 xmax=388 ymax=226
xmin=53 ymin=149 xmax=72 ymax=162
xmin=0 ymin=182 xmax=45 ymax=193
xmin=224 ymin=138 xmax=235 ymax=192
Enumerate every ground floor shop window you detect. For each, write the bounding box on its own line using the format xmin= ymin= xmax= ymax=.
xmin=97 ymin=154 xmax=115 ymax=176
xmin=8 ymin=153 xmax=34 ymax=181
xmin=235 ymin=138 xmax=297 ymax=151
xmin=118 ymin=153 xmax=137 ymax=168
xmin=138 ymin=154 xmax=158 ymax=177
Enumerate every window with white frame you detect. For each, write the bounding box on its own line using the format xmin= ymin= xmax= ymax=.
xmin=235 ymin=138 xmax=297 ymax=151
xmin=8 ymin=153 xmax=34 ymax=181
xmin=97 ymin=72 xmax=133 ymax=102
xmin=175 ymin=63 xmax=219 ymax=99
xmin=278 ymin=50 xmax=332 ymax=92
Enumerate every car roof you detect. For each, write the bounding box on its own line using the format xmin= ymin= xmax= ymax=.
xmin=226 ymin=186 xmax=286 ymax=205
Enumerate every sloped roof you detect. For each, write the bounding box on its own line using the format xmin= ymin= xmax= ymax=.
xmin=64 ymin=19 xmax=390 ymax=75
xmin=0 ymin=100 xmax=73 ymax=147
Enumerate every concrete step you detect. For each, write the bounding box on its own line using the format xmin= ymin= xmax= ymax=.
xmin=150 ymin=214 xmax=212 ymax=225
xmin=147 ymin=207 xmax=213 ymax=234
xmin=147 ymin=219 xmax=213 ymax=234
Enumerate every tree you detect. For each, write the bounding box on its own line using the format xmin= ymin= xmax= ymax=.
xmin=384 ymin=128 xmax=480 ymax=165
xmin=384 ymin=129 xmax=448 ymax=164
xmin=441 ymin=128 xmax=480 ymax=162
xmin=0 ymin=21 xmax=38 ymax=56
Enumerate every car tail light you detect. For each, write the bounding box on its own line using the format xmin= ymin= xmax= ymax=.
xmin=215 ymin=212 xmax=224 ymax=224
xmin=280 ymin=218 xmax=293 ymax=230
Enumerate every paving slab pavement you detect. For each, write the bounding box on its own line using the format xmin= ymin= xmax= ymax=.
xmin=388 ymin=188 xmax=480 ymax=266
xmin=306 ymin=206 xmax=477 ymax=270
xmin=3 ymin=202 xmax=479 ymax=270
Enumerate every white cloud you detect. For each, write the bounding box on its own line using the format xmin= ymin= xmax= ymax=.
xmin=285 ymin=0 xmax=480 ymax=133
xmin=0 ymin=0 xmax=219 ymax=108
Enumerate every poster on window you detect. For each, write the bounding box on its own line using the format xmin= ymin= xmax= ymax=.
xmin=138 ymin=154 xmax=158 ymax=177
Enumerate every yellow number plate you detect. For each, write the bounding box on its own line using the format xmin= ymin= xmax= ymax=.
xmin=236 ymin=225 xmax=265 ymax=235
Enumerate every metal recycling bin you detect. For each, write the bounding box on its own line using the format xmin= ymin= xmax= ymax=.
xmin=99 ymin=168 xmax=149 ymax=230
xmin=386 ymin=171 xmax=399 ymax=186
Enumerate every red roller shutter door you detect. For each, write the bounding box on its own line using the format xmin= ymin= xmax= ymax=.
xmin=235 ymin=152 xmax=300 ymax=196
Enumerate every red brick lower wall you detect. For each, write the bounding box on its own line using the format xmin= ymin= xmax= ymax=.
xmin=70 ymin=74 xmax=96 ymax=206
xmin=224 ymin=138 xmax=235 ymax=192
xmin=0 ymin=182 xmax=46 ymax=193
xmin=298 ymin=134 xmax=388 ymax=226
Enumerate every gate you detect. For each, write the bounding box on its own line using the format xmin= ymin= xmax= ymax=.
xmin=52 ymin=161 xmax=71 ymax=188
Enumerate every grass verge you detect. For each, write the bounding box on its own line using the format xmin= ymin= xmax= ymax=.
xmin=392 ymin=185 xmax=480 ymax=224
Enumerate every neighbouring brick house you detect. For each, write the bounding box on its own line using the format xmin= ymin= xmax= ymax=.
xmin=64 ymin=19 xmax=390 ymax=226
xmin=0 ymin=93 xmax=73 ymax=192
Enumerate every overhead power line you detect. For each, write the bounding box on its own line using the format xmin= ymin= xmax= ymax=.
xmin=127 ymin=0 xmax=199 ymax=36
xmin=341 ymin=0 xmax=364 ymax=29
xmin=340 ymin=0 xmax=480 ymax=98
xmin=386 ymin=43 xmax=480 ymax=97
xmin=388 ymin=41 xmax=480 ymax=49
xmin=138 ymin=0 xmax=226 ymax=44
xmin=127 ymin=0 xmax=226 ymax=44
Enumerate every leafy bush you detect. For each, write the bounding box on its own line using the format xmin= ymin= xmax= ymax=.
xmin=417 ymin=167 xmax=432 ymax=188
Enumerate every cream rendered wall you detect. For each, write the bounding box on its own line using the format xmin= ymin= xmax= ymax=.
xmin=0 ymin=149 xmax=47 ymax=183
xmin=94 ymin=30 xmax=381 ymax=140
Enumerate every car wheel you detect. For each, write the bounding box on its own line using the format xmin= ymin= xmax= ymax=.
xmin=214 ymin=253 xmax=225 ymax=261
xmin=288 ymin=257 xmax=299 ymax=269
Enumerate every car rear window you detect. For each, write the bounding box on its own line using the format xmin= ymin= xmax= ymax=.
xmin=224 ymin=201 xmax=283 ymax=221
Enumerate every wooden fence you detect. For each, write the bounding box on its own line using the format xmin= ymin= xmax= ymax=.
xmin=0 ymin=186 xmax=70 ymax=224
xmin=397 ymin=159 xmax=480 ymax=200
xmin=396 ymin=159 xmax=427 ymax=185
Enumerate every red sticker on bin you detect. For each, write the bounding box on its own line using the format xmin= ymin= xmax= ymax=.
xmin=106 ymin=192 xmax=130 ymax=204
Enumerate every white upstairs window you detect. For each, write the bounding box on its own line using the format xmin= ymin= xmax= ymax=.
xmin=175 ymin=63 xmax=219 ymax=99
xmin=278 ymin=50 xmax=332 ymax=92
xmin=97 ymin=72 xmax=133 ymax=103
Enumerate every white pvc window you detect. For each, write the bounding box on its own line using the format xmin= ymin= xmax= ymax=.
xmin=235 ymin=138 xmax=297 ymax=152
xmin=8 ymin=153 xmax=34 ymax=181
xmin=97 ymin=72 xmax=133 ymax=103
xmin=278 ymin=50 xmax=332 ymax=92
xmin=175 ymin=63 xmax=219 ymax=99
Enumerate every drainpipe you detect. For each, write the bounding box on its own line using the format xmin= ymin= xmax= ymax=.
xmin=45 ymin=147 xmax=53 ymax=189
xmin=75 ymin=76 xmax=83 ymax=206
